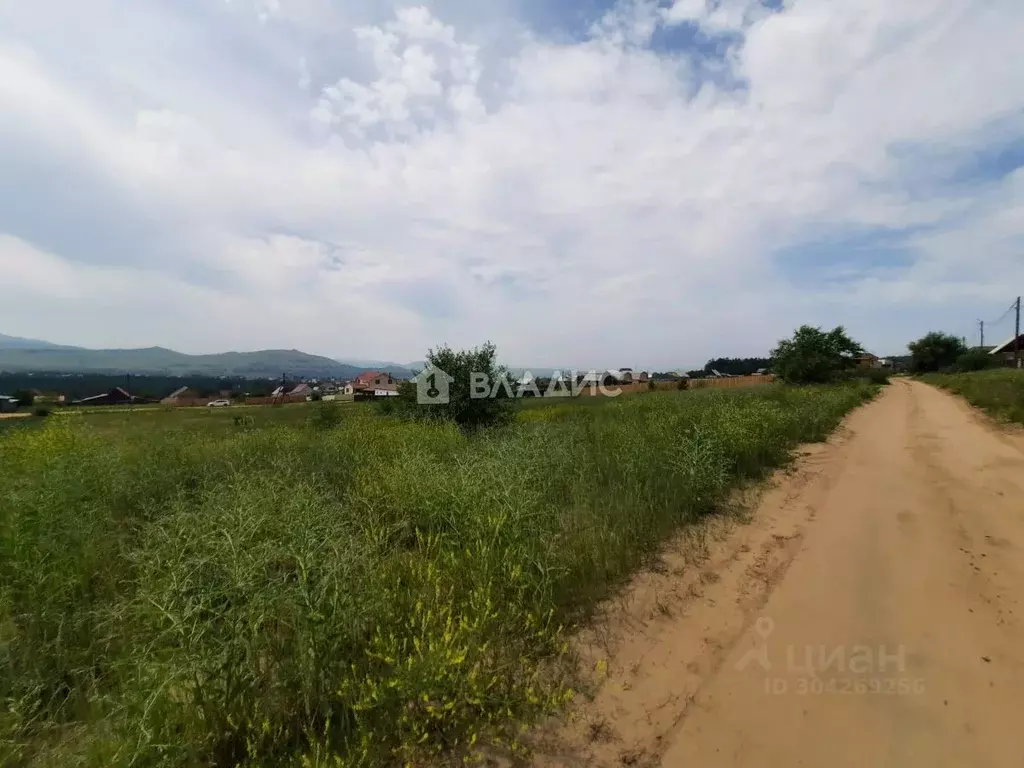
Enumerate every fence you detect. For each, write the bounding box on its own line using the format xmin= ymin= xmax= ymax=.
xmin=686 ymin=374 xmax=776 ymax=390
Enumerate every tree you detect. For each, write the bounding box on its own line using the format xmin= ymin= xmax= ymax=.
xmin=395 ymin=342 xmax=515 ymax=430
xmin=12 ymin=389 xmax=35 ymax=407
xmin=956 ymin=348 xmax=999 ymax=373
xmin=770 ymin=325 xmax=864 ymax=384
xmin=908 ymin=332 xmax=968 ymax=373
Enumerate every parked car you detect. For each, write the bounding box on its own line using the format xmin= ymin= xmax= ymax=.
xmin=206 ymin=399 xmax=232 ymax=407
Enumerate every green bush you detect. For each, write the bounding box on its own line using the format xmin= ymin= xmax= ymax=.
xmin=395 ymin=343 xmax=515 ymax=431
xmin=0 ymin=383 xmax=877 ymax=766
xmin=909 ymin=332 xmax=968 ymax=373
xmin=861 ymin=369 xmax=891 ymax=385
xmin=32 ymin=407 xmax=51 ymax=418
xmin=956 ymin=348 xmax=1000 ymax=373
xmin=311 ymin=399 xmax=343 ymax=428
xmin=12 ymin=390 xmax=35 ymax=407
xmin=770 ymin=325 xmax=863 ymax=384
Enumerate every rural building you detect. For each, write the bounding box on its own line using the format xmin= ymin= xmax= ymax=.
xmin=353 ymin=371 xmax=396 ymax=389
xmin=72 ymin=387 xmax=135 ymax=406
xmin=989 ymin=334 xmax=1024 ymax=366
xmin=608 ymin=368 xmax=649 ymax=384
xmin=855 ymin=353 xmax=882 ymax=369
xmin=352 ymin=383 xmax=399 ymax=401
xmin=348 ymin=371 xmax=399 ymax=399
xmin=0 ymin=395 xmax=19 ymax=413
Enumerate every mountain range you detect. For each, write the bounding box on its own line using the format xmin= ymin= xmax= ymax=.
xmin=0 ymin=335 xmax=415 ymax=379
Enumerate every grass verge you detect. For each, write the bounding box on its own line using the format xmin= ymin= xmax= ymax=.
xmin=921 ymin=368 xmax=1024 ymax=426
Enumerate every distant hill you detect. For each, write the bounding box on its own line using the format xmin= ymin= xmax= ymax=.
xmin=0 ymin=333 xmax=80 ymax=351
xmin=0 ymin=344 xmax=380 ymax=378
xmin=336 ymin=359 xmax=418 ymax=378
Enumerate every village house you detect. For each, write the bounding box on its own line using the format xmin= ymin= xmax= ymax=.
xmin=352 ymin=371 xmax=396 ymax=389
xmin=347 ymin=371 xmax=400 ymax=399
xmin=989 ymin=334 xmax=1024 ymax=366
xmin=72 ymin=387 xmax=135 ymax=406
xmin=855 ymin=353 xmax=883 ymax=369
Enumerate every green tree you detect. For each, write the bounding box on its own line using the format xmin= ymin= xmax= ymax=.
xmin=956 ymin=347 xmax=999 ymax=373
xmin=908 ymin=332 xmax=968 ymax=373
xmin=770 ymin=325 xmax=864 ymax=384
xmin=395 ymin=342 xmax=515 ymax=430
xmin=12 ymin=389 xmax=35 ymax=407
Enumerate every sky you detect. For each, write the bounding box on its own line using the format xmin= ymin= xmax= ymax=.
xmin=1 ymin=0 xmax=1023 ymax=369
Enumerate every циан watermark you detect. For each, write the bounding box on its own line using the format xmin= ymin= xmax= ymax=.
xmin=736 ymin=617 xmax=926 ymax=696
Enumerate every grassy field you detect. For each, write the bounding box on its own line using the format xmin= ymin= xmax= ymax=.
xmin=1 ymin=384 xmax=877 ymax=767
xmin=921 ymin=368 xmax=1024 ymax=425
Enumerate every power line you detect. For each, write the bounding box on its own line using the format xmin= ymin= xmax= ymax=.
xmin=1015 ymin=296 xmax=1022 ymax=369
xmin=985 ymin=300 xmax=1018 ymax=327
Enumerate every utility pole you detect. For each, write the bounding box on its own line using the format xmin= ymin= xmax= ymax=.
xmin=979 ymin=319 xmax=985 ymax=349
xmin=1015 ymin=296 xmax=1021 ymax=369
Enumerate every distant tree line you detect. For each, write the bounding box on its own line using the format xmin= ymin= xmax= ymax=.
xmin=0 ymin=373 xmax=281 ymax=401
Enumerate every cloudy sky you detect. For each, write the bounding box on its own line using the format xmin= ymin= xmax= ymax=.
xmin=1 ymin=0 xmax=1023 ymax=369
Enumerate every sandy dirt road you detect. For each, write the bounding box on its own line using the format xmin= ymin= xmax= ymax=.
xmin=538 ymin=379 xmax=1024 ymax=768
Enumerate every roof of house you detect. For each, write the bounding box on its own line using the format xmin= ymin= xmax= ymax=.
xmin=77 ymin=387 xmax=133 ymax=403
xmin=355 ymin=382 xmax=398 ymax=392
xmin=288 ymin=383 xmax=311 ymax=395
xmin=989 ymin=334 xmax=1024 ymax=355
xmin=165 ymin=386 xmax=192 ymax=399
xmin=354 ymin=370 xmax=385 ymax=384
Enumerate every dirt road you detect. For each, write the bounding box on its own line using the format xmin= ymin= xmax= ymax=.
xmin=540 ymin=379 xmax=1024 ymax=768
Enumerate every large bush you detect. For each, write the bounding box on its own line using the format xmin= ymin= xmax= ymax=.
xmin=770 ymin=325 xmax=863 ymax=384
xmin=908 ymin=332 xmax=967 ymax=373
xmin=394 ymin=342 xmax=515 ymax=431
xmin=11 ymin=390 xmax=34 ymax=407
xmin=955 ymin=347 xmax=1000 ymax=373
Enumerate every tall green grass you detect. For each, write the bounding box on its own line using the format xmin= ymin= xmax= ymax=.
xmin=922 ymin=368 xmax=1024 ymax=425
xmin=1 ymin=384 xmax=876 ymax=766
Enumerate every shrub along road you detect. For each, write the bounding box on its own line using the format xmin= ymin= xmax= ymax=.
xmin=540 ymin=379 xmax=1024 ymax=767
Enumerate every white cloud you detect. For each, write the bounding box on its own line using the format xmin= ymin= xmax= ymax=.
xmin=1 ymin=0 xmax=1024 ymax=366
xmin=311 ymin=6 xmax=484 ymax=137
xmin=663 ymin=0 xmax=764 ymax=32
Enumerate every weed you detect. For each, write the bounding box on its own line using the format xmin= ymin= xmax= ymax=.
xmin=0 ymin=383 xmax=876 ymax=765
